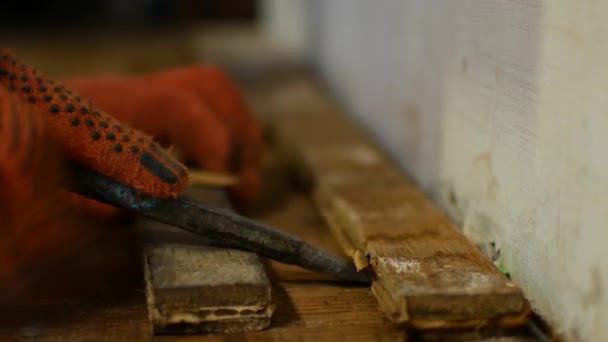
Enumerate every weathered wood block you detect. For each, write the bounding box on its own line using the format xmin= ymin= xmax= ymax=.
xmin=142 ymin=188 xmax=274 ymax=334
xmin=269 ymin=76 xmax=530 ymax=329
xmin=144 ymin=243 xmax=273 ymax=334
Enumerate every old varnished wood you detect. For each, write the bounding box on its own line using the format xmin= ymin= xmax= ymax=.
xmin=143 ymin=187 xmax=274 ymax=334
xmin=262 ymin=75 xmax=531 ymax=329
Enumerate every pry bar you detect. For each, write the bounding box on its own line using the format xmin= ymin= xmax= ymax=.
xmin=67 ymin=165 xmax=370 ymax=285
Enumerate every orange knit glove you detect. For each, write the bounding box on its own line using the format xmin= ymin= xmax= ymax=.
xmin=0 ymin=66 xmax=143 ymax=308
xmin=61 ymin=65 xmax=263 ymax=204
xmin=0 ymin=49 xmax=261 ymax=308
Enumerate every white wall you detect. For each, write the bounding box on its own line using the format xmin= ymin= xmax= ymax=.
xmin=259 ymin=0 xmax=312 ymax=58
xmin=288 ymin=1 xmax=607 ymax=341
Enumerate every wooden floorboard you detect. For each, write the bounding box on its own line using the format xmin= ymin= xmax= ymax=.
xmin=142 ymin=187 xmax=273 ymax=334
xmin=258 ymin=74 xmax=531 ymax=330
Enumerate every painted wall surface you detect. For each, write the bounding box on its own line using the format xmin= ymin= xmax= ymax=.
xmin=260 ymin=0 xmax=312 ymax=58
xmin=304 ymin=1 xmax=608 ymax=340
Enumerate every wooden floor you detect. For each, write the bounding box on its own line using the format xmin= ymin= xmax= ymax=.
xmin=0 ymin=193 xmax=404 ymax=341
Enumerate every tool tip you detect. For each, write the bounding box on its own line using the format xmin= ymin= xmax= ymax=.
xmin=297 ymin=244 xmax=371 ymax=284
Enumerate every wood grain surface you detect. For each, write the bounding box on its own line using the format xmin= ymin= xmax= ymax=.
xmin=261 ymin=74 xmax=530 ymax=329
xmin=143 ymin=187 xmax=273 ymax=334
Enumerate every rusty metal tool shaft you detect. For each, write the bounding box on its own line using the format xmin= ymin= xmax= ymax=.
xmin=67 ymin=165 xmax=370 ymax=285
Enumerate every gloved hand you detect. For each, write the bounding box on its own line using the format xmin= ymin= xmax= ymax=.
xmin=0 ymin=75 xmax=142 ymax=308
xmin=0 ymin=49 xmax=262 ymax=308
xmin=61 ymin=65 xmax=263 ymax=204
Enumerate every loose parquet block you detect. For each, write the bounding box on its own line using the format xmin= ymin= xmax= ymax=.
xmin=143 ymin=187 xmax=274 ymax=334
